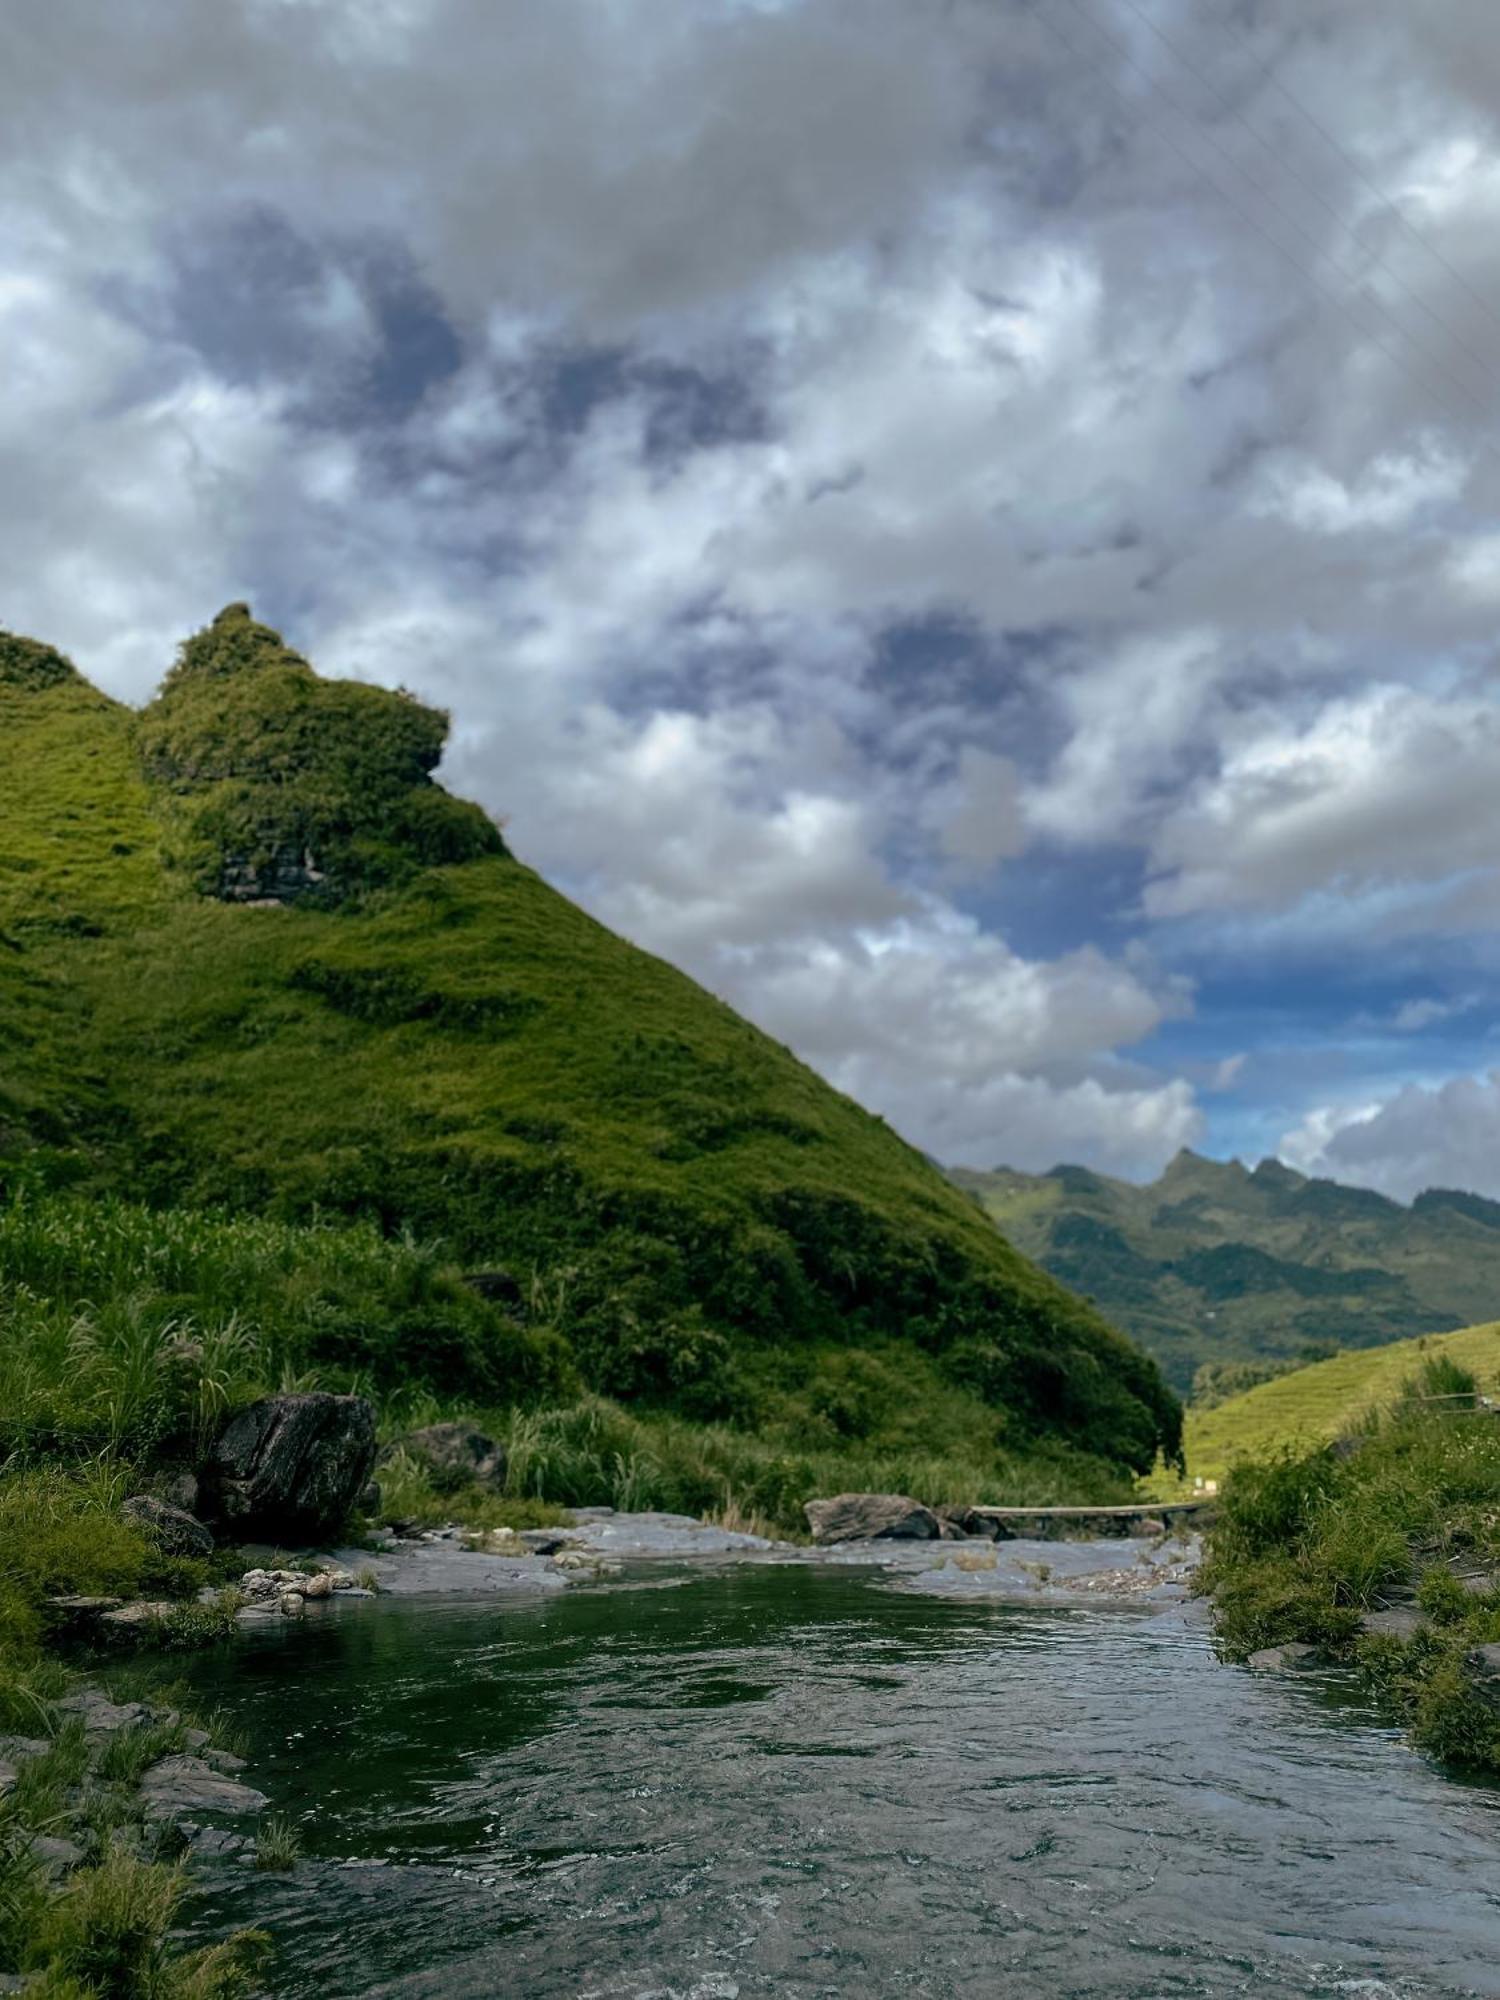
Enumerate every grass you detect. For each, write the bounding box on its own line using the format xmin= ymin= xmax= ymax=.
xmin=0 ymin=610 xmax=1182 ymax=1484
xmin=1199 ymin=1356 xmax=1500 ymax=1772
xmin=1145 ymin=1320 xmax=1500 ymax=1498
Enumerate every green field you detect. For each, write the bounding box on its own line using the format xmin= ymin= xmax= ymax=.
xmin=1146 ymin=1320 xmax=1500 ymax=1497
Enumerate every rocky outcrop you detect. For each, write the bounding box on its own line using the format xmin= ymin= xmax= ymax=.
xmin=1247 ymin=1642 xmax=1321 ymax=1670
xmin=804 ymin=1493 xmax=942 ymax=1545
xmin=122 ymin=1495 xmax=214 ymax=1558
xmin=203 ymin=1392 xmax=377 ymax=1541
xmin=384 ymin=1421 xmax=507 ymax=1493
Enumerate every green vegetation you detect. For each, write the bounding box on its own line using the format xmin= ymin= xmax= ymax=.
xmin=1200 ymin=1356 xmax=1500 ymax=1773
xmin=953 ymin=1150 xmax=1500 ymax=1393
xmin=0 ymin=605 xmax=1189 ymax=1988
xmin=136 ymin=605 xmax=503 ymax=901
xmin=1145 ymin=1319 xmax=1500 ymax=1497
xmin=0 ymin=607 xmax=1180 ymax=1481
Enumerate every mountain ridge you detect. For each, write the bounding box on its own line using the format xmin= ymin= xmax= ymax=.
xmin=951 ymin=1149 xmax=1500 ymax=1393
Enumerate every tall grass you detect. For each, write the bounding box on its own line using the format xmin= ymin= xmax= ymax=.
xmin=1202 ymin=1358 xmax=1500 ymax=1770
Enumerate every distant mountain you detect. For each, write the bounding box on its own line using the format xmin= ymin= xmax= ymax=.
xmin=949 ymin=1150 xmax=1500 ymax=1394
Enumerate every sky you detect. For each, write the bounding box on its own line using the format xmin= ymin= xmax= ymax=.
xmin=4 ymin=0 xmax=1500 ymax=1201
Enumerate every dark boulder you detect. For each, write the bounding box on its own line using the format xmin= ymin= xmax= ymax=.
xmin=203 ymin=1393 xmax=377 ymax=1542
xmin=804 ymin=1493 xmax=942 ymax=1545
xmin=122 ymin=1495 xmax=214 ymax=1559
xmin=462 ymin=1268 xmax=527 ymax=1316
xmin=384 ymin=1421 xmax=507 ymax=1493
xmin=1465 ymin=1642 xmax=1500 ymax=1706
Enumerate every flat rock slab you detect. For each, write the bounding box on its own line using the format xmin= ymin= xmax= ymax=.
xmin=140 ymin=1754 xmax=269 ymax=1820
xmin=56 ymin=1691 xmax=152 ymax=1734
xmin=1361 ymin=1608 xmax=1425 ymax=1642
xmin=564 ymin=1511 xmax=784 ymax=1558
xmin=330 ymin=1544 xmax=569 ymax=1599
xmin=1248 ymin=1642 xmax=1322 ymax=1670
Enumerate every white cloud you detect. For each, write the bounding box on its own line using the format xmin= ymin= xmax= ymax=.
xmin=1281 ymin=1071 xmax=1500 ymax=1202
xmin=6 ymin=0 xmax=1500 ymax=1186
xmin=1144 ymin=686 xmax=1500 ymax=921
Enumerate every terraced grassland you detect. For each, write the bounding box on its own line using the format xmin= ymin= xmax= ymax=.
xmin=1145 ymin=1321 xmax=1500 ymax=1499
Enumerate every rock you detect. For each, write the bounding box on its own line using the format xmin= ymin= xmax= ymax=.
xmin=300 ymin=1572 xmax=333 ymax=1600
xmin=385 ymin=1421 xmax=507 ymax=1493
xmin=122 ymin=1495 xmax=215 ymax=1559
xmin=166 ymin=1471 xmax=202 ymax=1515
xmin=28 ymin=1834 xmax=84 ymax=1874
xmin=279 ymin=1591 xmax=306 ymax=1618
xmin=0 ymin=1735 xmax=49 ymax=1768
xmin=100 ymin=1601 xmax=176 ymax=1634
xmin=1247 ymin=1643 xmax=1320 ymax=1670
xmin=203 ymin=1392 xmax=377 ymax=1541
xmin=57 ymin=1690 xmax=151 ymax=1734
xmin=461 ymin=1267 xmax=526 ymax=1314
xmin=139 ymin=1755 xmax=269 ymax=1820
xmin=46 ymin=1594 xmax=125 ymax=1631
xmin=803 ymin=1494 xmax=943 ymax=1546
xmin=359 ymin=1480 xmax=382 ymax=1514
xmin=201 ymin=1746 xmax=248 ymax=1775
xmin=1360 ymin=1607 xmax=1425 ymax=1643
xmin=518 ymin=1529 xmax=578 ymax=1555
xmin=1465 ymin=1642 xmax=1500 ymax=1705
xmin=0 ymin=1762 xmax=15 ymax=1794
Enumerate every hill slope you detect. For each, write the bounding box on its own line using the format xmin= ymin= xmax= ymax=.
xmin=1147 ymin=1318 xmax=1500 ymax=1495
xmin=0 ymin=609 xmax=1180 ymax=1479
xmin=952 ymin=1151 xmax=1500 ymax=1393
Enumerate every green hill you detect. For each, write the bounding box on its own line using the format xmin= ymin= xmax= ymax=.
xmin=952 ymin=1151 xmax=1500 ymax=1394
xmin=0 ymin=608 xmax=1180 ymax=1483
xmin=1144 ymin=1318 xmax=1500 ymax=1497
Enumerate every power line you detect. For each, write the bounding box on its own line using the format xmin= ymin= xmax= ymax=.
xmin=1214 ymin=4 xmax=1500 ymax=338
xmin=1099 ymin=0 xmax=1499 ymax=385
xmin=1045 ymin=0 xmax=1493 ymax=425
xmin=1017 ymin=0 xmax=1485 ymax=438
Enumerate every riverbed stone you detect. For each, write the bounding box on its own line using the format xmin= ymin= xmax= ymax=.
xmin=122 ymin=1494 xmax=215 ymax=1558
xmin=57 ymin=1690 xmax=151 ymax=1734
xmin=1247 ymin=1643 xmax=1320 ymax=1670
xmin=100 ymin=1600 xmax=176 ymax=1634
xmin=204 ymin=1392 xmax=377 ymax=1541
xmin=140 ymin=1754 xmax=269 ymax=1820
xmin=804 ymin=1494 xmax=942 ymax=1545
xmin=385 ymin=1421 xmax=507 ymax=1493
xmin=1360 ymin=1607 xmax=1425 ymax=1643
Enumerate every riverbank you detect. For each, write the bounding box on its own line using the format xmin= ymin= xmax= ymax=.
xmin=1198 ymin=1355 xmax=1500 ymax=1773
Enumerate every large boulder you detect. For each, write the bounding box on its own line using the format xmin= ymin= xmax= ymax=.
xmin=804 ymin=1493 xmax=942 ymax=1546
xmin=122 ymin=1495 xmax=214 ymax=1559
xmin=203 ymin=1393 xmax=377 ymax=1542
xmin=384 ymin=1421 xmax=507 ymax=1494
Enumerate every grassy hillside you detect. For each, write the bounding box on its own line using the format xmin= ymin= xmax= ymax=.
xmin=953 ymin=1151 xmax=1500 ymax=1393
xmin=0 ymin=609 xmax=1180 ymax=1480
xmin=1144 ymin=1320 xmax=1500 ymax=1497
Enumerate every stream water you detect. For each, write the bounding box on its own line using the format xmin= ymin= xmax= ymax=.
xmin=163 ymin=1564 xmax=1500 ymax=1998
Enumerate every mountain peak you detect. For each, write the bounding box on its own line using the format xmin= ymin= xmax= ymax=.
xmin=0 ymin=630 xmax=82 ymax=696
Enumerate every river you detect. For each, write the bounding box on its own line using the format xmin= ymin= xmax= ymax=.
xmin=163 ymin=1562 xmax=1500 ymax=1998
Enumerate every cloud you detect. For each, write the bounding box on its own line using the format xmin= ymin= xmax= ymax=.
xmin=1143 ymin=686 xmax=1500 ymax=923
xmin=5 ymin=0 xmax=1500 ymax=1186
xmin=1281 ymin=1070 xmax=1500 ymax=1202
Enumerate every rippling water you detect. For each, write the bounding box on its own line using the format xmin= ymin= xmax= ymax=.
xmin=165 ymin=1565 xmax=1500 ymax=1998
